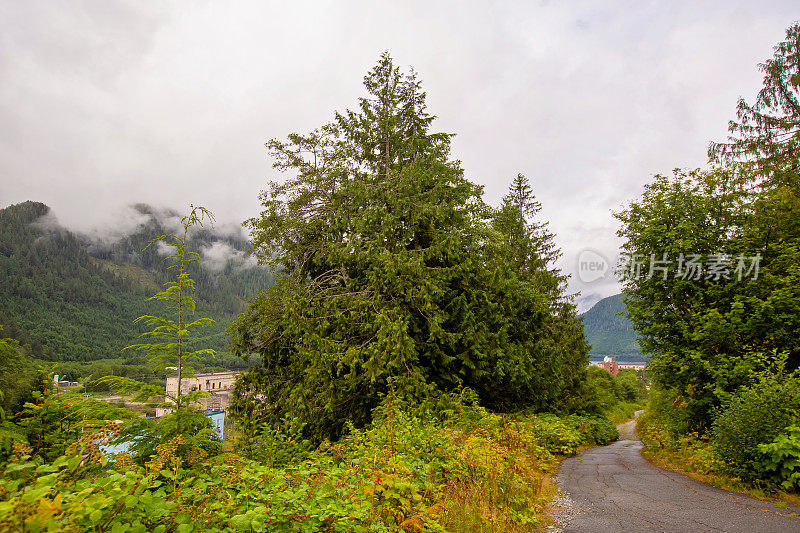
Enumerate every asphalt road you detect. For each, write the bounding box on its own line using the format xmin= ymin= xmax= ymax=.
xmin=554 ymin=412 xmax=800 ymax=532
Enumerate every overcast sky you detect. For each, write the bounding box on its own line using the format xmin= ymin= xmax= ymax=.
xmin=1 ymin=1 xmax=797 ymax=310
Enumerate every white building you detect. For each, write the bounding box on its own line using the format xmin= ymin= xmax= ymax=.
xmin=156 ymin=371 xmax=241 ymax=416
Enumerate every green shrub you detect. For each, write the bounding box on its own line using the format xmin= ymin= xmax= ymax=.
xmin=566 ymin=415 xmax=619 ymax=445
xmin=645 ymin=388 xmax=693 ymax=437
xmin=757 ymin=425 xmax=800 ymax=490
xmin=523 ymin=414 xmax=583 ymax=454
xmin=712 ymin=376 xmax=800 ymax=480
xmin=569 ymin=367 xmax=647 ymax=417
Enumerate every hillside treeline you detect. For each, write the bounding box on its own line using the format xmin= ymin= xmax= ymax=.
xmin=0 ymin=201 xmax=272 ymax=362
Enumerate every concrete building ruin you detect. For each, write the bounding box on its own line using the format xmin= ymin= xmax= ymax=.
xmin=156 ymin=371 xmax=241 ymax=417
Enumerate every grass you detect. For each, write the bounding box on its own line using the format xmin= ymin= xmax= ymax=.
xmin=605 ymin=400 xmax=646 ymax=425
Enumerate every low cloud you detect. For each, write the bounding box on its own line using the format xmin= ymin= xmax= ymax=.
xmin=200 ymin=241 xmax=258 ymax=273
xmin=156 ymin=240 xmax=177 ymax=257
xmin=31 ymin=210 xmax=65 ymax=235
xmin=81 ymin=205 xmax=152 ymax=247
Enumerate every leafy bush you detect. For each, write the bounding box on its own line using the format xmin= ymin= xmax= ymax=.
xmin=638 ymin=401 xmax=721 ymax=477
xmin=565 ymin=415 xmax=619 ymax=446
xmin=642 ymin=388 xmax=693 ymax=438
xmin=0 ymin=337 xmax=50 ymax=418
xmin=0 ymin=400 xmax=598 ymax=532
xmin=712 ymin=376 xmax=800 ymax=480
xmin=569 ymin=366 xmax=646 ymax=417
xmin=111 ymin=407 xmax=221 ymax=465
xmin=522 ymin=414 xmax=583 ymax=454
xmin=519 ymin=413 xmax=617 ymax=455
xmin=757 ymin=425 xmax=800 ymax=490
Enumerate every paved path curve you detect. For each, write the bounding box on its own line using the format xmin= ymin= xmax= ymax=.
xmin=554 ymin=412 xmax=800 ymax=532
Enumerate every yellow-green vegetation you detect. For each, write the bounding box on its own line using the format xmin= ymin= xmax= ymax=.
xmin=637 ymin=387 xmax=800 ymax=506
xmin=605 ymin=401 xmax=646 ymax=426
xmin=0 ymin=397 xmax=618 ymax=532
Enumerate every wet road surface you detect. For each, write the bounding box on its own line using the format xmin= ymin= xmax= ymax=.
xmin=554 ymin=413 xmax=800 ymax=532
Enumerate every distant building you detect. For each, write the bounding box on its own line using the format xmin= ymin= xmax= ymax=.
xmin=597 ymin=356 xmax=619 ymax=375
xmin=619 ymin=362 xmax=647 ymax=371
xmin=590 ymin=357 xmax=647 ymax=375
xmin=156 ymin=371 xmax=241 ymax=417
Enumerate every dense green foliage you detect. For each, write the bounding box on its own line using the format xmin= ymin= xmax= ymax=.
xmin=758 ymin=425 xmax=800 ymax=490
xmin=0 ymin=201 xmax=272 ymax=363
xmin=711 ymin=375 xmax=800 ymax=480
xmin=0 ymin=398 xmax=613 ymax=532
xmin=0 ymin=335 xmax=49 ymax=419
xmin=579 ymin=294 xmax=642 ymax=359
xmin=628 ymin=23 xmax=800 ymax=491
xmin=230 ymin=54 xmax=589 ymax=441
xmin=0 ymin=334 xmax=50 ymax=458
xmin=616 ymin=24 xmax=800 ymax=431
xmin=583 ymin=368 xmax=642 ymax=411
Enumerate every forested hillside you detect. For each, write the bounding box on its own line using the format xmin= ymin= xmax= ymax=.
xmin=0 ymin=201 xmax=272 ymax=363
xmin=580 ymin=293 xmax=643 ymax=360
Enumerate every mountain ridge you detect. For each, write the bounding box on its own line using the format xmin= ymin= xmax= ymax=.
xmin=0 ymin=200 xmax=272 ymax=363
xmin=579 ymin=293 xmax=645 ymax=362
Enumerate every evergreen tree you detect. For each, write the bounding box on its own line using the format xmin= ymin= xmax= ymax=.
xmin=494 ymin=173 xmax=564 ymax=299
xmin=103 ymin=206 xmax=221 ymax=462
xmin=493 ymin=174 xmax=589 ymax=411
xmin=124 ymin=206 xmax=217 ymax=408
xmin=708 ymin=22 xmax=800 ymax=183
xmin=231 ymin=54 xmax=588 ymax=441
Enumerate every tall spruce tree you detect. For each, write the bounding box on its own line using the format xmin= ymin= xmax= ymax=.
xmin=708 ymin=22 xmax=800 ymax=182
xmin=231 ymin=54 xmax=587 ymax=440
xmin=494 ymin=173 xmax=564 ymax=299
xmin=493 ymin=174 xmax=589 ymax=410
